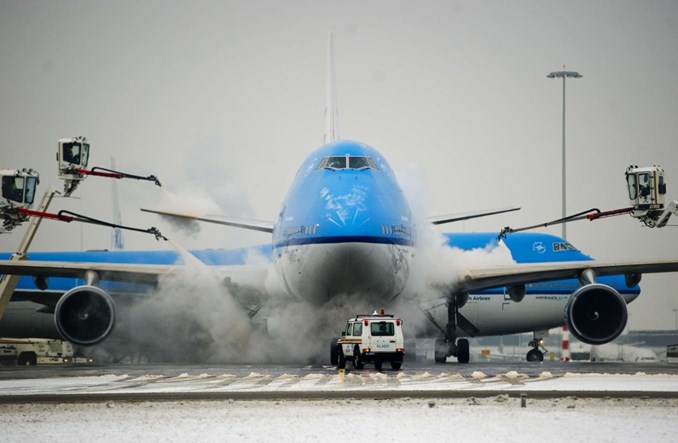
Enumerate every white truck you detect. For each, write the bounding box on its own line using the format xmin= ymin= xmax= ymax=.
xmin=334 ymin=312 xmax=405 ymax=371
xmin=0 ymin=338 xmax=93 ymax=365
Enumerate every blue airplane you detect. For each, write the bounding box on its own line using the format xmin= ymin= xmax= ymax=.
xmin=1 ymin=34 xmax=677 ymax=363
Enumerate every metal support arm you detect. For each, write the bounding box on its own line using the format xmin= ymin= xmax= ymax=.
xmin=0 ymin=187 xmax=58 ymax=321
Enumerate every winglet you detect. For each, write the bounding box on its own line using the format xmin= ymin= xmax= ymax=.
xmin=323 ymin=31 xmax=339 ymax=144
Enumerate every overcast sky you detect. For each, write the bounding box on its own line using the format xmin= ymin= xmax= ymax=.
xmin=1 ymin=1 xmax=677 ymax=330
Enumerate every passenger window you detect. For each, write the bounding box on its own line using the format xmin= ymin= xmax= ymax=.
xmin=353 ymin=323 xmax=363 ymax=336
xmin=371 ymin=322 xmax=394 ymax=336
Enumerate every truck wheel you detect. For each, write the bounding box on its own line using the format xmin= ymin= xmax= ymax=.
xmin=353 ymin=347 xmax=364 ymax=369
xmin=330 ymin=338 xmax=339 ymax=365
xmin=375 ymin=360 xmax=383 ymax=371
xmin=338 ymin=348 xmax=346 ymax=369
xmin=391 ymin=361 xmax=402 ymax=371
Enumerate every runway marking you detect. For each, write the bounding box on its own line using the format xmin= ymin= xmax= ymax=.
xmin=1 ymin=368 xmax=678 ymax=402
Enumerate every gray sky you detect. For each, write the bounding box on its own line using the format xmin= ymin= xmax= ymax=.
xmin=1 ymin=0 xmax=677 ymax=330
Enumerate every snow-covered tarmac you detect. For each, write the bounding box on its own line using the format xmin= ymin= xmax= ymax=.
xmin=2 ymin=396 xmax=677 ymax=443
xmin=1 ymin=369 xmax=678 ymax=442
xmin=1 ymin=369 xmax=678 ymax=396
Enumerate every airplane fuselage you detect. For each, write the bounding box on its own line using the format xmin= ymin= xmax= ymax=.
xmin=272 ymin=140 xmax=415 ymax=304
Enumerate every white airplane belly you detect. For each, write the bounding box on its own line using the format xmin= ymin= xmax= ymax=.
xmin=276 ymin=242 xmax=412 ymax=305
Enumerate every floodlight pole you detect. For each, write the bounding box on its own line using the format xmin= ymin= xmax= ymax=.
xmin=547 ymin=70 xmax=582 ymax=240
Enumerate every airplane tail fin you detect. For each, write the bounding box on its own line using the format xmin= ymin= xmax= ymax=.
xmin=323 ymin=31 xmax=339 ymax=144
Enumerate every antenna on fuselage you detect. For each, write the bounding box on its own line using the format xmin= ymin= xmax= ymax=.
xmin=323 ymin=31 xmax=340 ymax=144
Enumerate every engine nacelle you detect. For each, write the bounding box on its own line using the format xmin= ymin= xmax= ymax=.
xmin=564 ymin=283 xmax=628 ymax=345
xmin=54 ymin=285 xmax=116 ymax=346
xmin=507 ymin=285 xmax=526 ymax=303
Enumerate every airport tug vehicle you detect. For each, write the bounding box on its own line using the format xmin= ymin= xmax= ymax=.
xmin=334 ymin=311 xmax=404 ymax=371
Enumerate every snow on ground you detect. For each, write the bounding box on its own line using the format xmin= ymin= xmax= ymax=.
xmin=1 ymin=397 xmax=677 ymax=442
xmin=1 ymin=370 xmax=678 ymax=395
xmin=1 ymin=371 xmax=678 ymax=442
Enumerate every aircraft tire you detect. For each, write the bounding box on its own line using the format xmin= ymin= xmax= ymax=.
xmin=526 ymin=348 xmax=544 ymax=362
xmin=434 ymin=339 xmax=447 ymax=363
xmin=457 ymin=338 xmax=470 ymax=363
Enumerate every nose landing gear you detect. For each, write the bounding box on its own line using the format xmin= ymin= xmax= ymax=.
xmin=526 ymin=333 xmax=549 ymax=362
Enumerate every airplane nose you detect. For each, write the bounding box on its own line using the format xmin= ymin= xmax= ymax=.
xmin=319 ymin=183 xmax=411 ymax=240
xmin=318 ymin=242 xmax=400 ymax=301
xmin=322 ymin=184 xmax=371 ymax=232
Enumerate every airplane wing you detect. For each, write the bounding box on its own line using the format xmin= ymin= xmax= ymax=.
xmin=0 ymin=259 xmax=272 ymax=345
xmin=140 ymin=208 xmax=274 ymax=233
xmin=427 ymin=207 xmax=520 ymax=225
xmin=0 ymin=260 xmax=168 ymax=285
xmin=451 ymin=258 xmax=678 ymax=293
xmin=0 ymin=260 xmax=270 ymax=299
xmin=5 ymin=257 xmax=678 ymax=296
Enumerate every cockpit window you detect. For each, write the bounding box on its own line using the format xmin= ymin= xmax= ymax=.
xmin=317 ymin=156 xmax=378 ymax=171
xmin=348 ymin=157 xmax=371 ymax=169
xmin=327 ymin=157 xmax=347 ymax=169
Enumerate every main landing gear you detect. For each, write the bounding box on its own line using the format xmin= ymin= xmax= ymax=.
xmin=424 ymin=294 xmax=478 ymax=364
xmin=423 ymin=295 xmax=552 ymax=364
xmin=434 ymin=337 xmax=469 ymax=364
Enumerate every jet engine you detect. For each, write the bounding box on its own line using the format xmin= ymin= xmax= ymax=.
xmin=564 ymin=283 xmax=628 ymax=345
xmin=54 ymin=285 xmax=116 ymax=346
xmin=507 ymin=285 xmax=526 ymax=303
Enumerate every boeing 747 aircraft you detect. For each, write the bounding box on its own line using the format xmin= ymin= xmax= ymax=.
xmin=1 ymin=35 xmax=677 ymax=363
